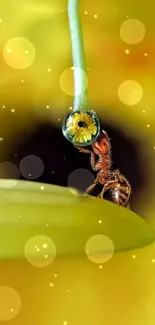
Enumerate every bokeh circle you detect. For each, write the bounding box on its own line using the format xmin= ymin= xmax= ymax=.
xmin=120 ymin=19 xmax=146 ymax=44
xmin=25 ymin=235 xmax=56 ymax=268
xmin=3 ymin=37 xmax=36 ymax=69
xmin=60 ymin=67 xmax=88 ymax=96
xmin=0 ymin=287 xmax=21 ymax=321
xmin=67 ymin=168 xmax=95 ymax=193
xmin=118 ymin=80 xmax=143 ymax=105
xmin=85 ymin=234 xmax=114 ymax=264
xmin=0 ymin=162 xmax=19 ymax=187
xmin=19 ymin=155 xmax=44 ymax=180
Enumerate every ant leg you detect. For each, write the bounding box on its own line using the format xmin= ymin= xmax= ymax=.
xmin=111 ymin=169 xmax=120 ymax=179
xmin=75 ymin=146 xmax=96 ymax=171
xmin=111 ymin=170 xmax=131 ymax=193
xmin=85 ymin=182 xmax=97 ymax=194
xmin=99 ymin=180 xmax=118 ymax=199
xmin=111 ymin=169 xmax=120 ymax=174
xmin=85 ymin=175 xmax=99 ymax=194
xmin=97 ymin=191 xmax=102 ymax=198
xmin=119 ymin=182 xmax=132 ymax=197
xmin=74 ymin=146 xmax=92 ymax=154
xmin=90 ymin=152 xmax=96 ymax=171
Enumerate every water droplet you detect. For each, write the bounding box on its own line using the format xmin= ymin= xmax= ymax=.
xmin=62 ymin=110 xmax=100 ymax=146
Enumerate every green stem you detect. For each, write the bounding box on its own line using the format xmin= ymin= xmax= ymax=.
xmin=68 ymin=0 xmax=91 ymax=112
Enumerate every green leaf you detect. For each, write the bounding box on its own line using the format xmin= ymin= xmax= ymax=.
xmin=0 ymin=180 xmax=154 ymax=259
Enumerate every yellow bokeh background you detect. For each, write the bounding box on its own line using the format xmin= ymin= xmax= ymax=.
xmin=0 ymin=0 xmax=155 ymax=324
xmin=0 ymin=182 xmax=154 ymax=325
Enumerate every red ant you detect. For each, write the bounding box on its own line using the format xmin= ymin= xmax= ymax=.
xmin=75 ymin=130 xmax=131 ymax=206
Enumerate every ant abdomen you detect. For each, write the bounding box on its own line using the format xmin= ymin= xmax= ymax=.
xmin=111 ymin=175 xmax=131 ymax=206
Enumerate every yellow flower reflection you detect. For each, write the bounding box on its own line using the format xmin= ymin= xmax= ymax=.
xmin=66 ymin=112 xmax=97 ymax=143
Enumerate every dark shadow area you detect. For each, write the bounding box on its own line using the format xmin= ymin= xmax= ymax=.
xmin=5 ymin=119 xmax=146 ymax=214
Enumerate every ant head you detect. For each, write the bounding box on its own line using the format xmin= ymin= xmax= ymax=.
xmin=98 ymin=130 xmax=106 ymax=140
xmin=92 ymin=130 xmax=111 ymax=155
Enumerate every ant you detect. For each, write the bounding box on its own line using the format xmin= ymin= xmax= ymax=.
xmin=75 ymin=130 xmax=131 ymax=206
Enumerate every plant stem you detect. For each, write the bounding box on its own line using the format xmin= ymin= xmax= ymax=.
xmin=68 ymin=0 xmax=91 ymax=112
